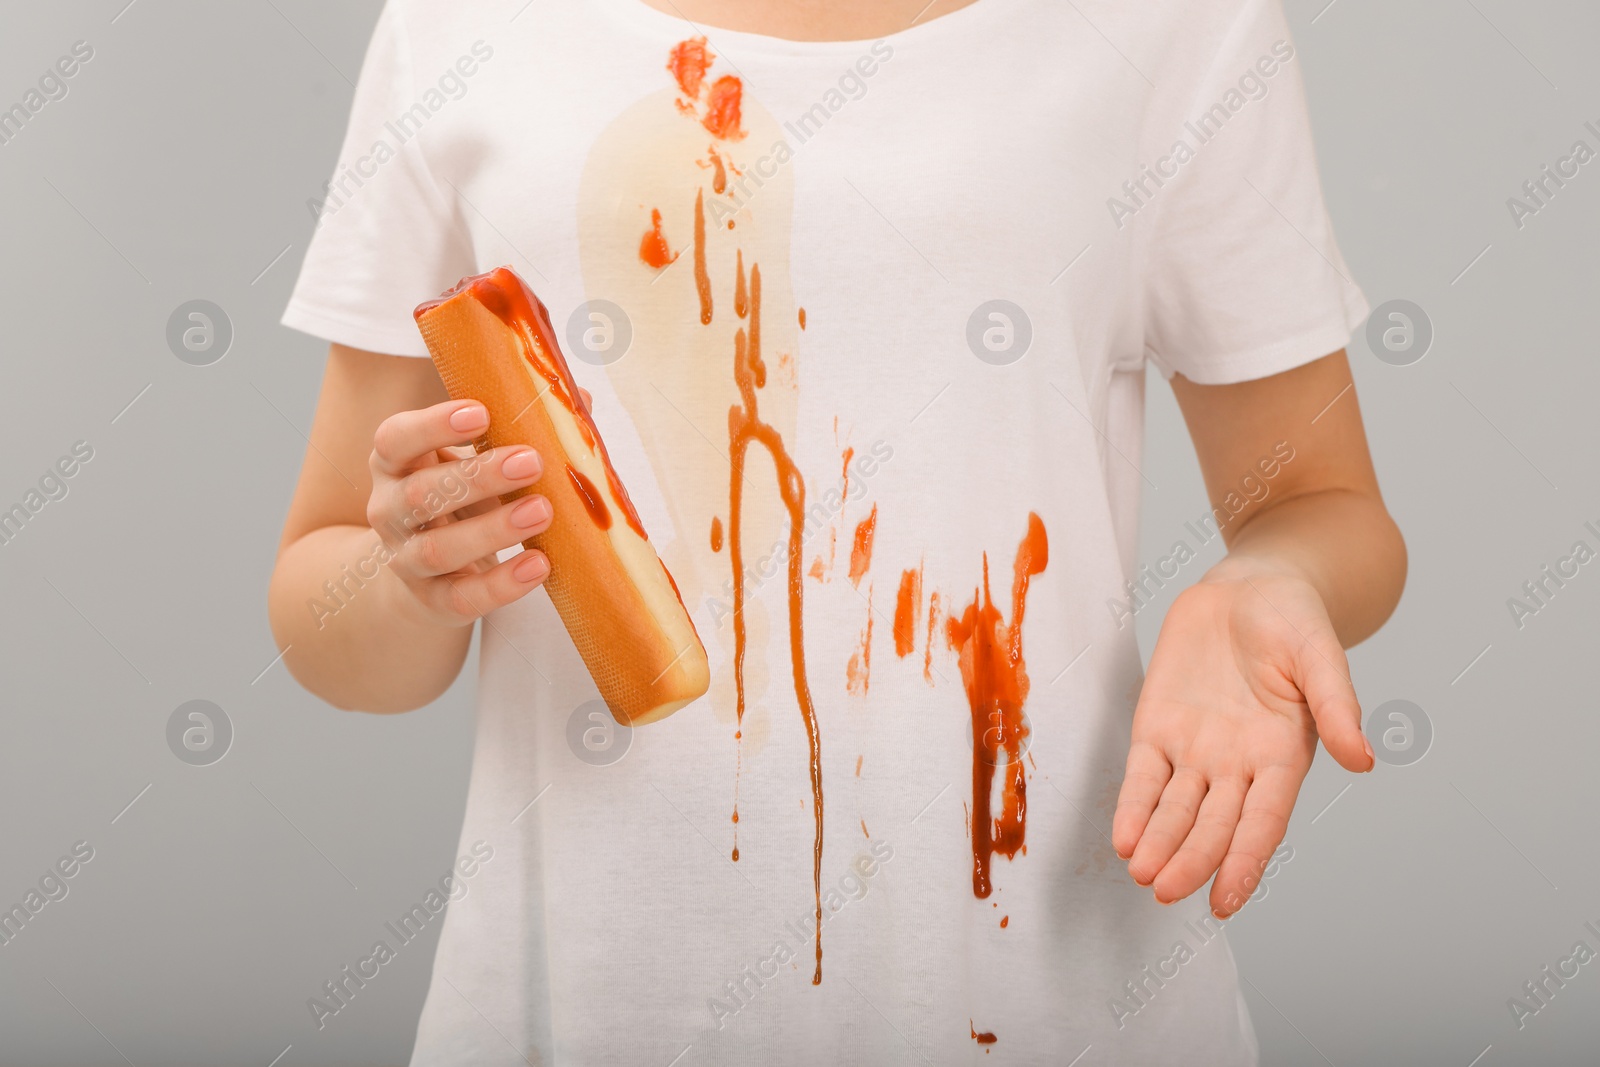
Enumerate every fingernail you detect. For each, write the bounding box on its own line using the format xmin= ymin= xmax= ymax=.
xmin=513 ymin=551 xmax=548 ymax=582
xmin=1362 ymin=736 xmax=1376 ymax=769
xmin=502 ymin=449 xmax=541 ymax=480
xmin=450 ymin=404 xmax=488 ymax=432
xmin=1212 ymin=908 xmax=1229 ymax=921
xmin=1154 ymin=891 xmax=1171 ymax=906
xmin=511 ymin=496 xmax=549 ymax=528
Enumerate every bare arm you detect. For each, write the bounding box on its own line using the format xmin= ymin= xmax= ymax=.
xmin=1113 ymin=351 xmax=1406 ymax=917
xmin=267 ymin=345 xmax=554 ymax=713
xmin=1172 ymin=349 xmax=1406 ymax=646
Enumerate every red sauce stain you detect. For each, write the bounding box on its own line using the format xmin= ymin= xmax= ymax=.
xmin=693 ymin=189 xmax=712 ymax=325
xmin=854 ymin=754 xmax=863 ymax=777
xmin=667 ymin=37 xmax=712 ymax=98
xmin=798 ymin=307 xmax=807 ymax=330
xmin=638 ymin=208 xmax=676 ymax=268
xmin=418 ymin=269 xmax=651 ymax=544
xmin=893 ymin=562 xmax=923 ymax=657
xmin=734 ymin=249 xmax=748 ymax=319
xmin=860 ymin=818 xmax=870 ymax=839
xmin=731 ymin=805 xmax=739 ymax=862
xmin=710 ymin=515 xmax=724 ymax=552
xmin=808 ymin=556 xmax=825 ymax=581
xmin=725 ymin=261 xmax=825 ymax=983
xmin=566 ymin=465 xmax=611 ymax=529
xmin=1000 ymin=915 xmax=1009 ymax=928
xmin=846 ymin=583 xmax=873 ymax=696
xmin=703 ymin=74 xmax=745 ymax=140
xmin=923 ymin=591 xmax=941 ymax=685
xmin=848 ymin=504 xmax=878 ymax=588
xmin=945 ymin=513 xmax=1048 ymax=899
xmin=709 ymin=147 xmax=727 ymax=194
xmin=970 ymin=1023 xmax=998 ymax=1045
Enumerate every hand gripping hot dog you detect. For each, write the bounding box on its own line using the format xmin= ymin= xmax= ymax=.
xmin=414 ymin=267 xmax=709 ymax=725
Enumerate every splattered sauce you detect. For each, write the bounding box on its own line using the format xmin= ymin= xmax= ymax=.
xmin=893 ymin=563 xmax=923 ymax=657
xmin=638 ymin=208 xmax=675 ymax=268
xmin=946 ymin=513 xmax=1048 ymax=899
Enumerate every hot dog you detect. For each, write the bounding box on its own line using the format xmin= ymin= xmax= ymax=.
xmin=414 ymin=267 xmax=709 ymax=725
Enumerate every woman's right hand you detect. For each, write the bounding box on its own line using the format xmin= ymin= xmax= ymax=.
xmin=366 ymin=398 xmax=553 ymax=628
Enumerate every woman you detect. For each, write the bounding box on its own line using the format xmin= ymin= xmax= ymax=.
xmin=269 ymin=0 xmax=1404 ymax=1062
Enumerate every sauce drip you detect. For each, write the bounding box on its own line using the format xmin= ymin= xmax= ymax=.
xmin=667 ymin=37 xmax=712 ymax=98
xmin=923 ymin=590 xmax=941 ymax=684
xmin=945 ymin=513 xmax=1048 ymax=899
xmin=971 ymin=1023 xmax=998 ymax=1045
xmin=638 ymin=208 xmax=675 ymax=268
xmin=726 ymin=262 xmax=825 ymax=983
xmin=693 ymin=189 xmax=713 ymax=325
xmin=798 ymin=307 xmax=807 ymax=330
xmin=846 ymin=584 xmax=873 ymax=696
xmin=893 ymin=563 xmax=923 ymax=657
xmin=733 ymin=250 xmax=748 ymax=319
xmin=710 ymin=147 xmax=727 ymax=194
xmin=703 ymin=74 xmax=745 ymax=140
xmin=710 ymin=515 xmax=724 ymax=552
xmin=848 ymin=504 xmax=877 ymax=587
xmin=1000 ymin=915 xmax=1009 ymax=928
xmin=566 ymin=465 xmax=611 ymax=529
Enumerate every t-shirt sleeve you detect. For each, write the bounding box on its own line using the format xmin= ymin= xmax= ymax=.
xmin=1141 ymin=0 xmax=1368 ymax=384
xmin=280 ymin=0 xmax=473 ymax=358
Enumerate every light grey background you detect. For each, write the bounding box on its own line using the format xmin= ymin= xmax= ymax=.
xmin=0 ymin=1 xmax=1595 ymax=1064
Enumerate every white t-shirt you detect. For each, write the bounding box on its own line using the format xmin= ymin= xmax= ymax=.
xmin=284 ymin=0 xmax=1367 ymax=1063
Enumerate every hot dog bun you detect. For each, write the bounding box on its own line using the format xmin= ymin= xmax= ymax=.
xmin=414 ymin=267 xmax=708 ymax=726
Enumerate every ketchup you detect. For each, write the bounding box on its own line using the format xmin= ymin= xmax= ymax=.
xmin=566 ymin=465 xmax=611 ymax=529
xmin=946 ymin=514 xmax=1048 ymax=899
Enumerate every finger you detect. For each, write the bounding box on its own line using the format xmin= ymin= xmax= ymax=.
xmin=396 ymin=495 xmax=553 ymax=579
xmin=1126 ymin=768 xmax=1205 ymax=889
xmin=1210 ymin=765 xmax=1301 ymax=918
xmin=375 ymin=445 xmax=544 ymax=542
xmin=1294 ymin=634 xmax=1373 ymax=773
xmin=1112 ymin=742 xmax=1173 ymax=860
xmin=417 ymin=548 xmax=551 ymax=624
xmin=1152 ymin=776 xmax=1248 ymax=905
xmin=371 ymin=400 xmax=490 ymax=479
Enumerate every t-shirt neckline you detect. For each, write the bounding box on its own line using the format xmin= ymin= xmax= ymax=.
xmin=591 ymin=0 xmax=1019 ymax=57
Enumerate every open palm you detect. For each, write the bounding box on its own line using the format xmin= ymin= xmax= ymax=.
xmin=1111 ymin=571 xmax=1374 ymax=917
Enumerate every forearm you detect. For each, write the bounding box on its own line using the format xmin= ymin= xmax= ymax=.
xmin=1204 ymin=487 xmax=1406 ymax=647
xmin=268 ymin=523 xmax=473 ymax=712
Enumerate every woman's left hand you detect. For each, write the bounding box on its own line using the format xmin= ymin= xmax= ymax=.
xmin=1110 ymin=564 xmax=1375 ymax=918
